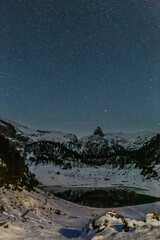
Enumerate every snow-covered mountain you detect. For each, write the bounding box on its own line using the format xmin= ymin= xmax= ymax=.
xmin=104 ymin=131 xmax=156 ymax=150
xmin=80 ymin=131 xmax=156 ymax=152
xmin=0 ymin=117 xmax=155 ymax=150
xmin=0 ymin=118 xmax=156 ymax=154
xmin=0 ymin=118 xmax=80 ymax=164
xmin=0 ymin=117 xmax=159 ymax=176
xmin=0 ymin=118 xmax=78 ymax=144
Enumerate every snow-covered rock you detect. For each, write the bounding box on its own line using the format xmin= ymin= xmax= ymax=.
xmin=82 ymin=210 xmax=125 ymax=237
xmin=145 ymin=212 xmax=160 ymax=226
xmin=81 ymin=210 xmax=160 ymax=239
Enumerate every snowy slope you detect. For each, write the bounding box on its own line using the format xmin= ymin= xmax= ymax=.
xmin=80 ymin=131 xmax=156 ymax=151
xmin=0 ymin=118 xmax=78 ymax=144
xmin=104 ymin=131 xmax=156 ymax=150
xmin=0 ymin=186 xmax=160 ymax=240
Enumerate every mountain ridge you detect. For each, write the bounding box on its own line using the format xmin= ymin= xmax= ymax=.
xmin=0 ymin=117 xmax=159 ymax=178
xmin=0 ymin=117 xmax=156 ymax=148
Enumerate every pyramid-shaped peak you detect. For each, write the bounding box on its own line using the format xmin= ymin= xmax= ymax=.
xmin=93 ymin=127 xmax=104 ymax=137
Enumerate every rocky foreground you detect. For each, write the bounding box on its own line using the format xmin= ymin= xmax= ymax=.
xmin=0 ymin=186 xmax=160 ymax=240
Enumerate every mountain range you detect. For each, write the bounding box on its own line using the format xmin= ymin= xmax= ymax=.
xmin=0 ymin=117 xmax=159 ymax=178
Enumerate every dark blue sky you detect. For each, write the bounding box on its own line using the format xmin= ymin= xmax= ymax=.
xmin=0 ymin=0 xmax=160 ymax=136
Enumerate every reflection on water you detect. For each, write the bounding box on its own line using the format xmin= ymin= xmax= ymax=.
xmin=47 ymin=187 xmax=160 ymax=208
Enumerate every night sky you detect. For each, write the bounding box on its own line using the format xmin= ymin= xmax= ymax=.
xmin=0 ymin=0 xmax=160 ymax=136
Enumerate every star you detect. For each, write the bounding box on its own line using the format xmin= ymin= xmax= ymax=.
xmin=0 ymin=0 xmax=159 ymax=135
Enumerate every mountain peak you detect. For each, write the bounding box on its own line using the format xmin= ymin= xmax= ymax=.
xmin=93 ymin=126 xmax=105 ymax=137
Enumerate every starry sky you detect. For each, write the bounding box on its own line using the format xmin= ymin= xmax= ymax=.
xmin=0 ymin=0 xmax=160 ymax=136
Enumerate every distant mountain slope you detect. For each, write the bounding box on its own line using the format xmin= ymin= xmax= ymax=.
xmin=0 ymin=118 xmax=78 ymax=144
xmin=81 ymin=131 xmax=156 ymax=151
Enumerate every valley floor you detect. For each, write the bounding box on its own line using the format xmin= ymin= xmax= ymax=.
xmin=29 ymin=163 xmax=160 ymax=197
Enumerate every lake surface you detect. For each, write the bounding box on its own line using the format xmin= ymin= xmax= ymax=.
xmin=44 ymin=186 xmax=160 ymax=208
